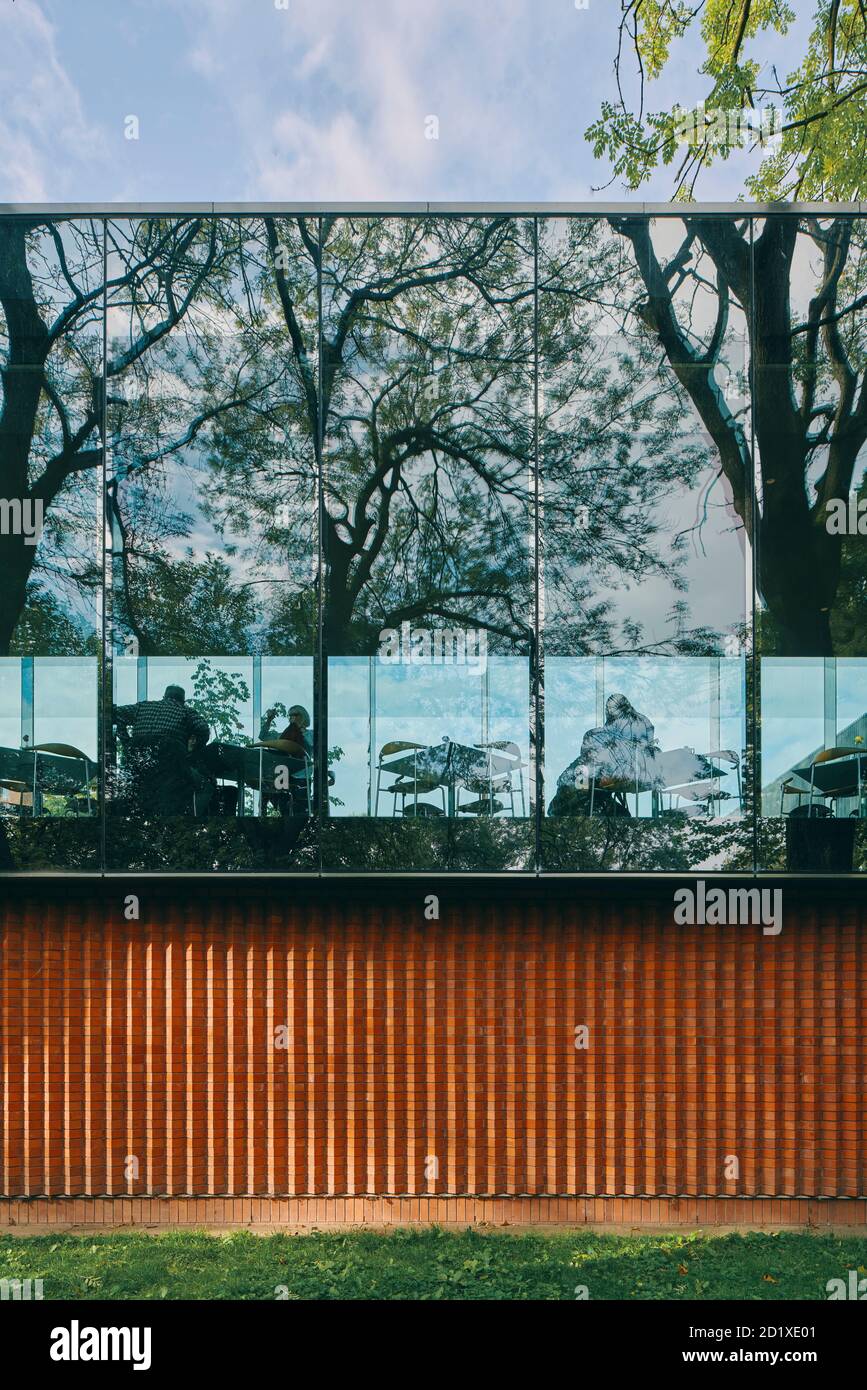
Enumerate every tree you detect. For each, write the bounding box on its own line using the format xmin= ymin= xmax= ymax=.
xmin=588 ymin=0 xmax=867 ymax=201
xmin=0 ymin=215 xmax=233 ymax=655
xmin=583 ymin=12 xmax=867 ymax=655
xmin=107 ymin=215 xmax=316 ymax=658
xmin=109 ymin=215 xmax=710 ymax=662
xmin=602 ymin=212 xmax=867 ymax=658
xmin=98 ymin=213 xmax=733 ymax=872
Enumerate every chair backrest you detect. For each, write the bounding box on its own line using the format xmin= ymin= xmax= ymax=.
xmin=781 ymin=778 xmax=806 ymax=795
xmin=487 ymin=740 xmax=521 ymax=759
xmin=33 ymin=743 xmax=88 ymax=761
xmin=815 ymin=746 xmax=864 ymax=765
xmin=379 ymin=741 xmax=425 ymax=760
xmin=706 ymin=748 xmax=739 ymax=767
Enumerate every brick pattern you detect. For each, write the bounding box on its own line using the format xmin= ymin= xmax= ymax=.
xmin=2 ymin=1196 xmax=867 ymax=1229
xmin=0 ymin=888 xmax=865 ymax=1200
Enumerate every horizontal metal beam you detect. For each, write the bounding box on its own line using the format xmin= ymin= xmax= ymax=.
xmin=0 ymin=201 xmax=864 ymax=217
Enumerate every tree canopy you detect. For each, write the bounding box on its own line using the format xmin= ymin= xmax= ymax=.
xmin=587 ymin=1 xmax=867 ymax=200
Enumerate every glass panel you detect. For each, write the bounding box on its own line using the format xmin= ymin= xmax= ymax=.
xmin=7 ymin=207 xmax=866 ymax=877
xmin=320 ymin=216 xmax=535 ymax=871
xmin=756 ymin=217 xmax=867 ymax=871
xmin=0 ymin=218 xmax=102 ymax=871
xmin=538 ymin=216 xmax=752 ymax=871
xmin=104 ymin=216 xmax=319 ymax=871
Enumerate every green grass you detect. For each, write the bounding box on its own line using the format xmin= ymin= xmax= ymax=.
xmin=2 ymin=1228 xmax=867 ymax=1300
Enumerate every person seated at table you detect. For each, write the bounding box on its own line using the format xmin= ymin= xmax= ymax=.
xmin=258 ymin=703 xmax=312 ymax=816
xmin=113 ymin=684 xmax=210 ymax=816
xmin=259 ymin=703 xmax=312 ymax=755
xmin=548 ymin=692 xmax=662 ymax=816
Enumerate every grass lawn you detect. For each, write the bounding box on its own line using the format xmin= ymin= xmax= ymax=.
xmin=2 ymin=1228 xmax=866 ymax=1300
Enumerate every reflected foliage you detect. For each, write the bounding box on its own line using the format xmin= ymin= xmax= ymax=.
xmin=2 ymin=212 xmax=866 ymax=872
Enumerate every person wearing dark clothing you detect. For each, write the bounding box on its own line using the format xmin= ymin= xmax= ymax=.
xmin=258 ymin=703 xmax=312 ymax=755
xmin=113 ymin=684 xmax=211 ymax=816
xmin=258 ymin=703 xmax=312 ymax=817
xmin=548 ymin=693 xmax=662 ymax=817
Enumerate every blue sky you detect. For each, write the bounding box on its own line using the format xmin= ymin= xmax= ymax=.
xmin=0 ymin=0 xmax=813 ymax=204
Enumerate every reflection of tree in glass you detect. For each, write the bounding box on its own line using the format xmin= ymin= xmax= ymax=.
xmin=106 ymin=218 xmax=315 ymax=657
xmin=188 ymin=659 xmax=251 ymax=745
xmin=539 ymin=217 xmax=735 ymax=657
xmin=0 ymin=217 xmax=236 ymax=655
xmin=611 ymin=215 xmax=867 ymax=656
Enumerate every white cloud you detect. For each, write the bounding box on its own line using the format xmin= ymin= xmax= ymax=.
xmin=171 ymin=0 xmax=573 ymax=199
xmin=266 ymin=109 xmax=385 ymax=199
xmin=0 ymin=0 xmax=106 ymax=201
xmin=298 ymin=37 xmax=329 ymax=80
xmin=188 ymin=44 xmax=223 ymax=79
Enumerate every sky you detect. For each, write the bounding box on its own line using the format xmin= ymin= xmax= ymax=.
xmin=0 ymin=0 xmax=813 ymax=205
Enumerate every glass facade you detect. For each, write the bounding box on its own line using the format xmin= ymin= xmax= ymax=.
xmin=0 ymin=208 xmax=864 ymax=873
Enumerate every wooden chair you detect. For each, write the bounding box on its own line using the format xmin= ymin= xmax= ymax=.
xmin=374 ymin=741 xmax=445 ymax=817
xmin=0 ymin=780 xmax=33 ymax=815
xmin=31 ymin=743 xmax=95 ymax=816
xmin=457 ymin=740 xmax=525 ymax=817
xmin=779 ymin=777 xmax=815 ymax=817
xmin=809 ymin=746 xmax=866 ymax=817
xmin=252 ymin=739 xmax=312 ymax=815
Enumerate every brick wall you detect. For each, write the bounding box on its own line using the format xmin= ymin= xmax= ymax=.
xmin=1 ymin=881 xmax=866 ymax=1203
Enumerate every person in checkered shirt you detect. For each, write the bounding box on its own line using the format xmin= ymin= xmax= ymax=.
xmin=113 ymin=684 xmax=210 ymax=816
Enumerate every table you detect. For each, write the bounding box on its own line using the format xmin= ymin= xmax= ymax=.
xmin=790 ymin=752 xmax=866 ymax=813
xmin=559 ymin=745 xmax=733 ymax=817
xmin=204 ymin=741 xmax=309 ymax=816
xmin=656 ymin=748 xmax=733 ymax=813
xmin=381 ymin=739 xmax=521 ymax=817
xmin=0 ymin=745 xmax=94 ymax=815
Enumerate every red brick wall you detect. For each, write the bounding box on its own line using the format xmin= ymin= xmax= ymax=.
xmin=0 ymin=882 xmax=865 ymax=1200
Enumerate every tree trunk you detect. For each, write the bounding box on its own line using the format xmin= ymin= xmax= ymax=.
xmin=0 ymin=532 xmax=37 ymax=653
xmin=756 ymin=472 xmax=838 ymax=657
xmin=751 ymin=218 xmax=837 ymax=657
xmin=0 ymin=221 xmax=49 ymax=652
